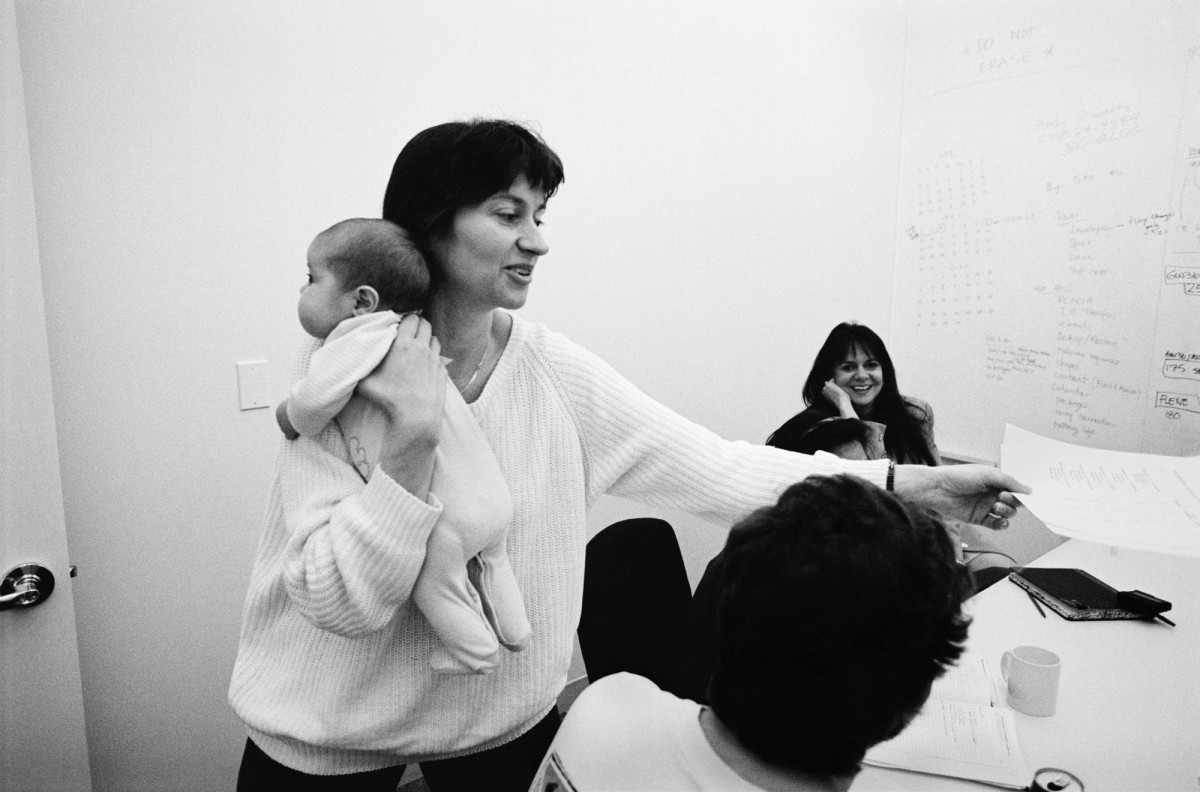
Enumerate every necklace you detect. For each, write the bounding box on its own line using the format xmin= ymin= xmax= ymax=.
xmin=458 ymin=335 xmax=491 ymax=395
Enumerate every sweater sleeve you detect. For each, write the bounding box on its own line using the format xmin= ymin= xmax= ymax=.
xmin=539 ymin=331 xmax=889 ymax=525
xmin=273 ymin=431 xmax=442 ymax=637
xmin=271 ymin=324 xmax=439 ymax=638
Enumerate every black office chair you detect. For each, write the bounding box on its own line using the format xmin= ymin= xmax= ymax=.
xmin=577 ymin=517 xmax=693 ymax=694
xmin=675 ymin=550 xmax=724 ymax=704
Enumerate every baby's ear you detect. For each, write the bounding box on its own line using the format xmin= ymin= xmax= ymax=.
xmin=352 ymin=286 xmax=381 ymax=315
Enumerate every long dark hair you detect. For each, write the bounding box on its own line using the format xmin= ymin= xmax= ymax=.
xmin=800 ymin=322 xmax=937 ymax=465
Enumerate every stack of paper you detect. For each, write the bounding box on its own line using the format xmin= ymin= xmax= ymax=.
xmin=864 ymin=653 xmax=1029 ymax=788
xmin=1000 ymin=424 xmax=1200 ymax=557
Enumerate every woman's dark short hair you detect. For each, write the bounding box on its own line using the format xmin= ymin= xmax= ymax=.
xmin=381 ymin=119 xmax=564 ymax=262
xmin=707 ymin=474 xmax=970 ymax=777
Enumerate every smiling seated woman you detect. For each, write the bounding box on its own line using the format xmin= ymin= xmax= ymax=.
xmin=767 ymin=322 xmax=941 ymax=466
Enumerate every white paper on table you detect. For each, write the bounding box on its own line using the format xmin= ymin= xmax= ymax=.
xmin=929 ymin=652 xmax=1002 ymax=708
xmin=864 ymin=654 xmax=1027 ymax=788
xmin=1000 ymin=424 xmax=1200 ymax=557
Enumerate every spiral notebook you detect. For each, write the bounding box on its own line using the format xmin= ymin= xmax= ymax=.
xmin=1007 ymin=567 xmax=1144 ymax=621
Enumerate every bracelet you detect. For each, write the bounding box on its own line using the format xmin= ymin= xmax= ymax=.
xmin=886 ymin=460 xmax=895 ymax=491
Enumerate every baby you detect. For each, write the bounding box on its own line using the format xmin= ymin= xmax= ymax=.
xmin=279 ymin=217 xmax=530 ymax=674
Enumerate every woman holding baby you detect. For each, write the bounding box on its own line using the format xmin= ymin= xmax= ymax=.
xmin=229 ymin=119 xmax=1026 ymax=791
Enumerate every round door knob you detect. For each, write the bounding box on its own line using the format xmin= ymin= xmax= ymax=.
xmin=0 ymin=564 xmax=55 ymax=611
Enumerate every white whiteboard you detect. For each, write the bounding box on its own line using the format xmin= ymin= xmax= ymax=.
xmin=890 ymin=0 xmax=1200 ymax=463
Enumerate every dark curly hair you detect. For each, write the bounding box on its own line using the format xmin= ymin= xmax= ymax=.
xmin=707 ymin=474 xmax=970 ymax=777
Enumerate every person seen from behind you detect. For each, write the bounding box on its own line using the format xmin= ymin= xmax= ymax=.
xmin=532 ymin=473 xmax=971 ymax=791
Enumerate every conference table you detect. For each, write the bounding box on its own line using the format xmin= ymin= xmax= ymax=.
xmin=853 ymin=538 xmax=1200 ymax=791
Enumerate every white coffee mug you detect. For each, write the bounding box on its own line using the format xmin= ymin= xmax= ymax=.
xmin=1001 ymin=645 xmax=1061 ymax=717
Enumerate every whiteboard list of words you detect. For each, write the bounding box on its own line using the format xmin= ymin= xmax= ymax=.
xmin=890 ymin=0 xmax=1200 ymax=461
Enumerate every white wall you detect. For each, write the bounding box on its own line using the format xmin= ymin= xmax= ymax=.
xmin=14 ymin=2 xmax=905 ymax=789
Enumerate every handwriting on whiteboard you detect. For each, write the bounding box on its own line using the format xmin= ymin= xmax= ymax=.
xmin=1165 ymin=266 xmax=1200 ymax=295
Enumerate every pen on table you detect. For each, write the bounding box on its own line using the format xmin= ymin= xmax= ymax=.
xmin=1155 ymin=613 xmax=1176 ymax=627
xmin=1027 ymin=591 xmax=1047 ymax=618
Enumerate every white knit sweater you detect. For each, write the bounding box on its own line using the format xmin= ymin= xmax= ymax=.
xmin=228 ymin=313 xmax=887 ymax=775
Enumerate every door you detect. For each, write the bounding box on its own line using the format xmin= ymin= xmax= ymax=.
xmin=0 ymin=2 xmax=92 ymax=789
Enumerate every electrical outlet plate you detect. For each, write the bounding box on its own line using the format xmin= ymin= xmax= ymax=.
xmin=236 ymin=360 xmax=270 ymax=410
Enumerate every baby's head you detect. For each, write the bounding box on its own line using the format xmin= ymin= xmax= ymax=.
xmin=298 ymin=218 xmax=430 ymax=339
